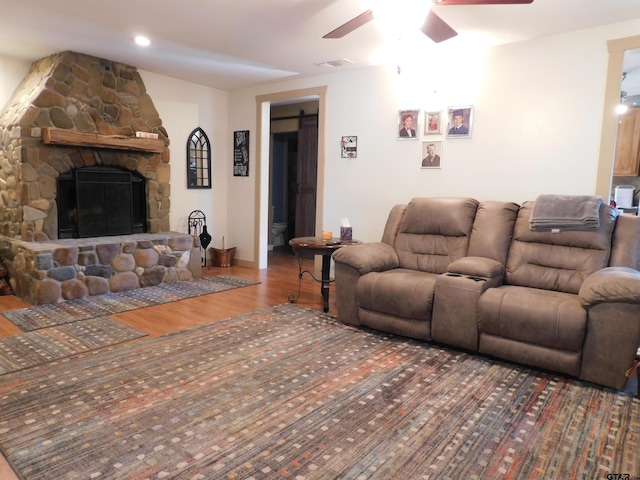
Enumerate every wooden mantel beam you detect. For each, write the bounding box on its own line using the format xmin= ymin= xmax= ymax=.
xmin=42 ymin=128 xmax=165 ymax=154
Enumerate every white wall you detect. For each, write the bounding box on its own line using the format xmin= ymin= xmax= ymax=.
xmin=139 ymin=71 xmax=229 ymax=246
xmin=228 ymin=18 xmax=640 ymax=263
xmin=0 ymin=54 xmax=31 ymax=112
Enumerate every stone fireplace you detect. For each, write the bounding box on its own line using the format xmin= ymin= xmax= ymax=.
xmin=0 ymin=50 xmax=170 ymax=241
xmin=0 ymin=51 xmax=202 ymax=304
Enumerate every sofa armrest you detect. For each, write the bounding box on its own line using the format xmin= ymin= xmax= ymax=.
xmin=578 ymin=267 xmax=640 ymax=308
xmin=447 ymin=256 xmax=505 ymax=282
xmin=332 ymin=242 xmax=399 ymax=275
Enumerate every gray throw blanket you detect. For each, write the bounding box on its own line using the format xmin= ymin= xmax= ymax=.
xmin=529 ymin=194 xmax=603 ymax=232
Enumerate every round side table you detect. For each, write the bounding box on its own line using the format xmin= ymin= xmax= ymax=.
xmin=288 ymin=236 xmax=360 ymax=312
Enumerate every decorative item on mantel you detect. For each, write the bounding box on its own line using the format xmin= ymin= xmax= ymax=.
xmin=188 ymin=210 xmax=211 ymax=267
xmin=212 ymin=236 xmax=236 ymax=267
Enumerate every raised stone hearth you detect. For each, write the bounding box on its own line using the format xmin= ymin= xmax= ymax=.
xmin=0 ymin=233 xmax=203 ymax=305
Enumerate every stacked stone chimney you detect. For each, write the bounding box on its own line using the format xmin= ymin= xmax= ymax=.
xmin=0 ymin=51 xmax=171 ymax=241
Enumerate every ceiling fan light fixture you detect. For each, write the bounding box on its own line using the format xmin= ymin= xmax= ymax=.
xmin=421 ymin=11 xmax=457 ymax=43
xmin=322 ymin=0 xmax=533 ymax=43
xmin=371 ymin=0 xmax=431 ymax=36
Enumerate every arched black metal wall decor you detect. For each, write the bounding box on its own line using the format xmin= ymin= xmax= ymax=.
xmin=188 ymin=210 xmax=211 ymax=266
xmin=186 ymin=127 xmax=212 ymax=189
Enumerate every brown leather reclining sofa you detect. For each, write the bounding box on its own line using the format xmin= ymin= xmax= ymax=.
xmin=331 ymin=197 xmax=640 ymax=390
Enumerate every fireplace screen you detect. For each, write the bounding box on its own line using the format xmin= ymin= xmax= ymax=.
xmin=57 ymin=166 xmax=147 ymax=239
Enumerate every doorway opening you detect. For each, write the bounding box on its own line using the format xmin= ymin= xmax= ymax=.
xmin=271 ymin=132 xmax=298 ymax=252
xmin=255 ymin=86 xmax=327 ymax=270
xmin=609 ymin=46 xmax=640 ymax=213
xmin=268 ymin=101 xmax=320 ymax=259
xmin=597 ymin=34 xmax=640 ymax=200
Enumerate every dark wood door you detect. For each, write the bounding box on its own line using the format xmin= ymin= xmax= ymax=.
xmin=295 ymin=115 xmax=318 ymax=238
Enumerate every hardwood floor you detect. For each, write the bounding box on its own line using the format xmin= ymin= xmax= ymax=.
xmin=0 ymin=249 xmax=334 ymax=339
xmin=0 ymin=248 xmax=333 ymax=479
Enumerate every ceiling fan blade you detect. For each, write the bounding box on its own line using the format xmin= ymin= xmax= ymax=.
xmin=433 ymin=0 xmax=533 ymax=5
xmin=323 ymin=10 xmax=375 ymax=39
xmin=421 ymin=10 xmax=458 ymax=43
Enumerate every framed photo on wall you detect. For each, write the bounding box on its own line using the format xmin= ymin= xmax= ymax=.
xmin=446 ymin=106 xmax=473 ymax=138
xmin=398 ymin=109 xmax=420 ymax=139
xmin=421 ymin=141 xmax=442 ymax=169
xmin=424 ymin=111 xmax=441 ymax=135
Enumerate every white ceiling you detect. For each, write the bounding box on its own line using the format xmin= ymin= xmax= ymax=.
xmin=1 ymin=0 xmax=639 ymax=91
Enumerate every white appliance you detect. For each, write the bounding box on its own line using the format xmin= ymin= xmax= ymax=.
xmin=614 ymin=185 xmax=636 ymax=208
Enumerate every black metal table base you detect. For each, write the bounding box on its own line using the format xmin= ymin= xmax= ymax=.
xmin=288 ymin=253 xmax=333 ymax=313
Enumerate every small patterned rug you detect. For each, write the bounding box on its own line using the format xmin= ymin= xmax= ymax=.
xmin=2 ymin=274 xmax=259 ymax=331
xmin=0 ymin=304 xmax=637 ymax=480
xmin=0 ymin=317 xmax=145 ymax=376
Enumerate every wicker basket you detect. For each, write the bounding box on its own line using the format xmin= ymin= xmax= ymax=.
xmin=211 ymin=247 xmax=236 ymax=267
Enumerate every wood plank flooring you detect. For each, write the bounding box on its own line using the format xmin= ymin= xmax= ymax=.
xmin=0 ymin=249 xmax=332 ymax=339
xmin=0 ymin=249 xmax=331 ymax=479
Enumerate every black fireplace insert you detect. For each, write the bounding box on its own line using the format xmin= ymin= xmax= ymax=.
xmin=57 ymin=166 xmax=147 ymax=239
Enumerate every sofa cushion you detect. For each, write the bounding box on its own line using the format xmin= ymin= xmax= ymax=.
xmin=357 ymin=269 xmax=438 ymax=321
xmin=381 ymin=204 xmax=407 ymax=246
xmin=505 ymin=201 xmax=616 ymax=294
xmin=467 ymin=201 xmax=520 ymax=264
xmin=478 ymin=285 xmax=586 ymax=352
xmin=610 ymin=213 xmax=640 ymax=270
xmin=395 ymin=197 xmax=478 ymax=274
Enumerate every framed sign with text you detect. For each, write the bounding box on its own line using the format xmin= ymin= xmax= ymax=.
xmin=341 ymin=136 xmax=357 ymax=158
xmin=233 ymin=130 xmax=249 ymax=177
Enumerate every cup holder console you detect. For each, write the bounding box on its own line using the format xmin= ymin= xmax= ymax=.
xmin=444 ymin=272 xmax=485 ymax=282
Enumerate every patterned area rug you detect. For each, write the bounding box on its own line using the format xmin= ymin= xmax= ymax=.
xmin=0 ymin=304 xmax=637 ymax=480
xmin=2 ymin=274 xmax=259 ymax=331
xmin=0 ymin=317 xmax=146 ymax=375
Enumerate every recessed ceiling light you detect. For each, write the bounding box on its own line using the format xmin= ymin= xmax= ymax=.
xmin=134 ymin=35 xmax=151 ymax=47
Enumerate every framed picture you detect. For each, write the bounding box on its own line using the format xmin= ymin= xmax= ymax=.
xmin=233 ymin=130 xmax=249 ymax=176
xmin=424 ymin=111 xmax=441 ymax=135
xmin=398 ymin=109 xmax=420 ymax=140
xmin=341 ymin=136 xmax=358 ymax=158
xmin=421 ymin=141 xmax=442 ymax=169
xmin=446 ymin=106 xmax=473 ymax=138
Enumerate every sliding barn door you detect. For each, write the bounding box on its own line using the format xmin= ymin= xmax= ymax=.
xmin=294 ymin=115 xmax=318 ymax=238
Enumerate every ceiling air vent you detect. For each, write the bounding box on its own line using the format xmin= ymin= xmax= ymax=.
xmin=314 ymin=58 xmax=354 ymax=69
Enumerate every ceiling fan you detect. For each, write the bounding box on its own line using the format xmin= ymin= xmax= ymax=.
xmin=323 ymin=0 xmax=534 ymax=44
